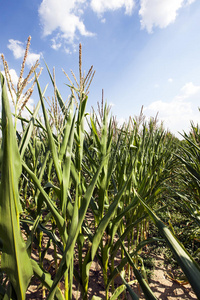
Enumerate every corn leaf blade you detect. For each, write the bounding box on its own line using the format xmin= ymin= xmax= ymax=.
xmin=0 ymin=73 xmax=33 ymax=299
xmin=135 ymin=189 xmax=200 ymax=299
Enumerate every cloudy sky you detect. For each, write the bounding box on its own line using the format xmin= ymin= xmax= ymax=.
xmin=0 ymin=0 xmax=200 ymax=137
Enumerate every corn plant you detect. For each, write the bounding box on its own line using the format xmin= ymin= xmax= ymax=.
xmin=0 ymin=72 xmax=33 ymax=299
xmin=175 ymin=123 xmax=200 ymax=226
xmin=1 ymin=39 xmax=200 ymax=300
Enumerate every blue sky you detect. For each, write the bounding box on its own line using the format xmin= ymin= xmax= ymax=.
xmin=0 ymin=0 xmax=200 ymax=137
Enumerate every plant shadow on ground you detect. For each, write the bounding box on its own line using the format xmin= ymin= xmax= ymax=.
xmin=25 ymin=217 xmax=198 ymax=300
xmin=26 ymin=251 xmax=197 ymax=299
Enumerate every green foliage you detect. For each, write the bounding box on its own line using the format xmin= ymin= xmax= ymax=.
xmin=0 ymin=43 xmax=200 ymax=300
xmin=0 ymin=73 xmax=33 ymax=299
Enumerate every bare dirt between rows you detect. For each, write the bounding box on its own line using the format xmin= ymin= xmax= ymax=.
xmin=26 ymin=252 xmax=197 ymax=299
xmin=26 ymin=211 xmax=197 ymax=299
xmin=132 ymin=253 xmax=197 ymax=300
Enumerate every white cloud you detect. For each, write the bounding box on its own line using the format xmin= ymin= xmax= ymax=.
xmin=168 ymin=78 xmax=173 ymax=83
xmin=64 ymin=47 xmax=73 ymax=55
xmin=51 ymin=37 xmax=62 ymax=50
xmin=144 ymin=82 xmax=200 ymax=137
xmin=139 ymin=0 xmax=194 ymax=33
xmin=7 ymin=39 xmax=41 ymax=67
xmin=116 ymin=117 xmax=126 ymax=127
xmin=179 ymin=82 xmax=200 ymax=98
xmin=90 ymin=0 xmax=135 ymax=16
xmin=26 ymin=53 xmax=41 ymax=66
xmin=7 ymin=40 xmax=24 ymax=59
xmin=37 ymin=0 xmax=195 ymax=51
xmin=38 ymin=0 xmax=135 ymax=48
xmin=1 ymin=69 xmax=18 ymax=92
xmin=109 ymin=102 xmax=115 ymax=107
xmin=38 ymin=0 xmax=94 ymax=46
xmin=8 ymin=69 xmax=19 ymax=87
xmin=186 ymin=0 xmax=196 ymax=5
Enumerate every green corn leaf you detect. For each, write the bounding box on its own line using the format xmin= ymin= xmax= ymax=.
xmin=135 ymin=189 xmax=200 ymax=299
xmin=120 ymin=241 xmax=157 ymax=300
xmin=91 ymin=170 xmax=133 ymax=260
xmin=111 ymin=213 xmax=148 ymax=260
xmin=25 ymin=214 xmax=41 ymax=255
xmin=175 ymin=154 xmax=200 ymax=182
xmin=111 ymin=204 xmax=166 ymax=259
xmin=46 ymin=158 xmax=104 ymax=299
xmin=22 ymin=161 xmax=67 ymax=243
xmin=18 ymin=99 xmax=41 ymax=158
xmin=106 ymin=123 xmax=124 ymax=189
xmin=0 ymin=73 xmax=33 ymax=299
xmin=90 ymin=117 xmax=101 ymax=150
xmin=59 ymin=99 xmax=74 ymax=161
xmin=44 ymin=61 xmax=67 ymax=115
xmin=61 ymin=110 xmax=76 ymax=218
xmin=35 ymin=75 xmax=62 ymax=184
xmin=79 ymin=166 xmax=135 ymax=296
xmin=75 ymin=96 xmax=87 ymax=171
xmin=119 ymin=275 xmax=139 ymax=300
xmin=180 ymin=132 xmax=200 ymax=153
xmin=31 ymin=260 xmax=64 ymax=300
xmin=109 ymin=284 xmax=126 ymax=300
xmin=108 ymin=237 xmax=163 ymax=289
xmin=2 ymin=283 xmax=13 ymax=300
xmin=35 ymin=150 xmax=51 ymax=203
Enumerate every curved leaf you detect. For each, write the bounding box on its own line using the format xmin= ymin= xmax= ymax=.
xmin=0 ymin=73 xmax=33 ymax=299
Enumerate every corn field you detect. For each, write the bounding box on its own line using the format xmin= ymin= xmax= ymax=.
xmin=0 ymin=40 xmax=200 ymax=300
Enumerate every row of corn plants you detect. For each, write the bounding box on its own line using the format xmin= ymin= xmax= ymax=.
xmin=0 ymin=38 xmax=200 ymax=299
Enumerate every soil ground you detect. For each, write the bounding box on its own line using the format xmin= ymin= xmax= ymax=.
xmin=25 ymin=212 xmax=197 ymax=299
xmin=131 ymin=253 xmax=197 ymax=300
xmin=26 ymin=252 xmax=197 ymax=299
